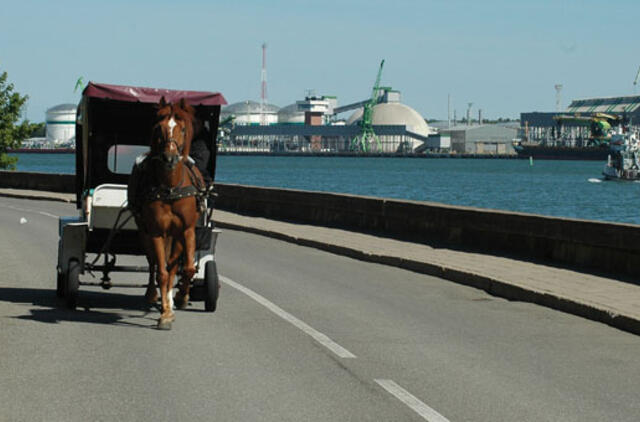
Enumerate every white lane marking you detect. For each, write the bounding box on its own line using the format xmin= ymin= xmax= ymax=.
xmin=375 ymin=379 xmax=450 ymax=422
xmin=220 ymin=275 xmax=356 ymax=359
xmin=0 ymin=203 xmax=59 ymax=219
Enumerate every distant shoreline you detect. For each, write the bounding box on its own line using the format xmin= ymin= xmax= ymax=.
xmin=8 ymin=148 xmax=74 ymax=154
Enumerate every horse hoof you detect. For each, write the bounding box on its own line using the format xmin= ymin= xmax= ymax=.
xmin=145 ymin=289 xmax=159 ymax=304
xmin=157 ymin=312 xmax=175 ymax=330
xmin=175 ymin=292 xmax=189 ymax=310
xmin=157 ymin=320 xmax=172 ymax=330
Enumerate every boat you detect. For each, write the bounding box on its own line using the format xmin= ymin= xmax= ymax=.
xmin=602 ymin=128 xmax=640 ymax=181
xmin=514 ymin=113 xmax=621 ymax=161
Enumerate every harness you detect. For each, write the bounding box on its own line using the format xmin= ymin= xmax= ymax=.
xmin=129 ymin=154 xmax=209 ymax=216
xmin=145 ymin=158 xmax=205 ymax=204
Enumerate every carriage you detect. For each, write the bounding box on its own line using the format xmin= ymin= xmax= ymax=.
xmin=56 ymin=82 xmax=227 ymax=314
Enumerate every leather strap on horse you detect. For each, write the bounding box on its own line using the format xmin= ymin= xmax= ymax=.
xmin=146 ymin=184 xmax=200 ymax=202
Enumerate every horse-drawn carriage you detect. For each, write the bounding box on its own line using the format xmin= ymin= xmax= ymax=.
xmin=56 ymin=82 xmax=227 ymax=328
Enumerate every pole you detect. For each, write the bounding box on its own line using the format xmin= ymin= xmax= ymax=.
xmin=447 ymin=94 xmax=451 ymax=129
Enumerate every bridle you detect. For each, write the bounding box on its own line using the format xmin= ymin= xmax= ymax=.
xmin=151 ymin=117 xmax=187 ymax=170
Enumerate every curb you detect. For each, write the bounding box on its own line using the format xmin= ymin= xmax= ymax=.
xmin=0 ymin=191 xmax=73 ymax=204
xmin=215 ymin=221 xmax=640 ymax=336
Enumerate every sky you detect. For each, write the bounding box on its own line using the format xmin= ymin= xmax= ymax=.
xmin=2 ymin=0 xmax=640 ymax=122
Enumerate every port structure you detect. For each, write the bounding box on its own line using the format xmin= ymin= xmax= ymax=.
xmin=351 ymin=60 xmax=385 ymax=153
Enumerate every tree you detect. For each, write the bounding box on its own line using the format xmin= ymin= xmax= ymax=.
xmin=30 ymin=122 xmax=46 ymax=137
xmin=0 ymin=69 xmax=38 ymax=170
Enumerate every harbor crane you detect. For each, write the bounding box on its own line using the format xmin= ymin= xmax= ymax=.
xmin=634 ymin=65 xmax=640 ymax=91
xmin=351 ymin=60 xmax=385 ymax=152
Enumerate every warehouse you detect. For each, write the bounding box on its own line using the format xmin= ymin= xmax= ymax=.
xmin=438 ymin=124 xmax=518 ymax=155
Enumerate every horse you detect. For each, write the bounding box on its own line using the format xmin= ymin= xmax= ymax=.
xmin=130 ymin=97 xmax=205 ymax=329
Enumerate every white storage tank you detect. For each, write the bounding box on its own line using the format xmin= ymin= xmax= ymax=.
xmin=277 ymin=103 xmax=305 ymax=124
xmin=46 ymin=103 xmax=76 ymax=146
xmin=220 ymin=100 xmax=279 ymax=125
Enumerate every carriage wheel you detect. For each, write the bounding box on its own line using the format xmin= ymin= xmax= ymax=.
xmin=56 ymin=268 xmax=65 ymax=298
xmin=66 ymin=259 xmax=80 ymax=309
xmin=204 ymin=260 xmax=219 ymax=312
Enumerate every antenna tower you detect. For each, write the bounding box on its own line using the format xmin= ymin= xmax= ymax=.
xmin=555 ymin=84 xmax=563 ymax=112
xmin=260 ymin=42 xmax=268 ymax=126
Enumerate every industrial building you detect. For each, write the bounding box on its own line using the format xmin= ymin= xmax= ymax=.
xmin=346 ymin=102 xmax=438 ymax=152
xmin=521 ymin=95 xmax=640 ymax=145
xmin=221 ymin=91 xmax=449 ymax=154
xmin=438 ymin=124 xmax=518 ymax=155
xmin=46 ymin=103 xmax=76 ymax=146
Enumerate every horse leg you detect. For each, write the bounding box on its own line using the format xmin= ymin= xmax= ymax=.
xmin=137 ymin=229 xmax=158 ymax=303
xmin=152 ymin=235 xmax=174 ymax=329
xmin=168 ymin=239 xmax=189 ymax=310
xmin=144 ymin=259 xmax=158 ymax=304
xmin=142 ymin=235 xmax=158 ymax=303
xmin=178 ymin=226 xmax=197 ymax=304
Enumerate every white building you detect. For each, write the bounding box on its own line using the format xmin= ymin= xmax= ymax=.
xmin=347 ymin=102 xmax=436 ymax=152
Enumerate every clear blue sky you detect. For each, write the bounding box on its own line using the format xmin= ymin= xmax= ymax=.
xmin=2 ymin=0 xmax=639 ymax=122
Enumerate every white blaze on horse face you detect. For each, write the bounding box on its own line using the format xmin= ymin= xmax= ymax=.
xmin=167 ymin=117 xmax=177 ymax=139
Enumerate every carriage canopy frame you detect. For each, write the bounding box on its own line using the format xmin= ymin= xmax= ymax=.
xmin=75 ymin=82 xmax=227 ymax=207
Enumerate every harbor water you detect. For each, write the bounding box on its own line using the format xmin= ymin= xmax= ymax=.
xmin=10 ymin=153 xmax=640 ymax=225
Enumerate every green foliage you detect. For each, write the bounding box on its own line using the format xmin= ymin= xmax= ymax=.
xmin=30 ymin=122 xmax=46 ymax=137
xmin=0 ymin=69 xmax=39 ymax=170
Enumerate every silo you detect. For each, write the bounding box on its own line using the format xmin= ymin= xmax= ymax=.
xmin=347 ymin=102 xmax=435 ymax=152
xmin=45 ymin=103 xmax=77 ymax=146
xmin=220 ymin=100 xmax=279 ymax=125
xmin=277 ymin=103 xmax=305 ymax=124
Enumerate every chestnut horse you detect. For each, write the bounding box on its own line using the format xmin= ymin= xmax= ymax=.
xmin=133 ymin=97 xmax=204 ymax=329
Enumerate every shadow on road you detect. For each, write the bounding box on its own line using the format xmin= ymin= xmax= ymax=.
xmin=0 ymin=287 xmax=158 ymax=328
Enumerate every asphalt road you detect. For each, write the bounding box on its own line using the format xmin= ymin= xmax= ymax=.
xmin=1 ymin=196 xmax=639 ymax=421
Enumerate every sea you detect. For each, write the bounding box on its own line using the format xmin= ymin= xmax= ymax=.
xmin=9 ymin=153 xmax=640 ymax=225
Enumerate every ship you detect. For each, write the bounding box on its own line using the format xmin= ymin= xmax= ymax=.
xmin=602 ymin=128 xmax=640 ymax=181
xmin=514 ymin=113 xmax=622 ymax=161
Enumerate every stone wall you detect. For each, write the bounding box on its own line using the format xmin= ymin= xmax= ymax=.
xmin=3 ymin=171 xmax=639 ymax=278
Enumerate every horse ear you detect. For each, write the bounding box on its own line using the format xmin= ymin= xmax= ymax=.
xmin=179 ymin=97 xmax=195 ymax=116
xmin=159 ymin=96 xmax=168 ymax=108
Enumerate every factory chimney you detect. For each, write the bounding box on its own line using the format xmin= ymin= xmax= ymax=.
xmin=478 ymin=109 xmax=483 ymax=125
xmin=466 ymin=102 xmax=473 ymax=126
xmin=555 ymin=84 xmax=563 ymax=112
xmin=260 ymin=42 xmax=268 ymax=126
xmin=447 ymin=94 xmax=451 ymax=128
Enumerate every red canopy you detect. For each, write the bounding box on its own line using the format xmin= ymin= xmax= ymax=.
xmin=83 ymin=82 xmax=227 ymax=106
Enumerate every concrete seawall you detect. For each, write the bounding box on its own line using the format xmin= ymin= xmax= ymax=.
xmin=3 ymin=170 xmax=639 ymax=280
xmin=0 ymin=171 xmax=75 ymax=193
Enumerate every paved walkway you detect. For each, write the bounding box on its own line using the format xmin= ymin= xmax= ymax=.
xmin=3 ymin=188 xmax=639 ymax=335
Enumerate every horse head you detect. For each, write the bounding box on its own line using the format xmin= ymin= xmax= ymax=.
xmin=151 ymin=97 xmax=195 ymax=170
